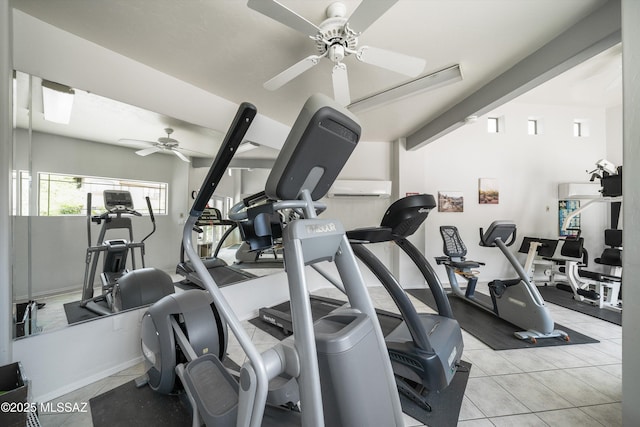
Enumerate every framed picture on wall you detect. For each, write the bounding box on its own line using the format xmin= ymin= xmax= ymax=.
xmin=479 ymin=178 xmax=499 ymax=204
xmin=559 ymin=200 xmax=581 ymax=236
xmin=438 ymin=191 xmax=464 ymax=212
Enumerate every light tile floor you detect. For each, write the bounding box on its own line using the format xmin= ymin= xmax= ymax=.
xmin=38 ymin=286 xmax=622 ymax=426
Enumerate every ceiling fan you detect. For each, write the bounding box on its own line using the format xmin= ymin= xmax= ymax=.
xmin=248 ymin=0 xmax=426 ymax=105
xmin=119 ymin=128 xmax=191 ymax=163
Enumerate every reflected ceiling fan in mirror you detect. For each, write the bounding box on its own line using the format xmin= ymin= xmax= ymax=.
xmin=248 ymin=0 xmax=426 ymax=105
xmin=119 ymin=128 xmax=191 ymax=163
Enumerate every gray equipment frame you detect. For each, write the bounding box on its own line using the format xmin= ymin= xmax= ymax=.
xmin=180 ymin=94 xmax=404 ymax=426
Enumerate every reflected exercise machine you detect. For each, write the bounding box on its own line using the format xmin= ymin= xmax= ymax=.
xmin=80 ymin=190 xmax=172 ymax=315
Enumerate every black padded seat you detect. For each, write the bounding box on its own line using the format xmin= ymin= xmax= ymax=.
xmin=448 ymin=260 xmax=482 ymax=270
xmin=595 ymin=248 xmax=622 ymax=267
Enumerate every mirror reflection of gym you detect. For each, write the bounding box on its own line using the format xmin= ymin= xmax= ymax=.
xmin=10 ymin=71 xmax=279 ymax=338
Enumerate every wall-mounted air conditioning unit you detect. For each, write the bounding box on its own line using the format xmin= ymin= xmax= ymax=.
xmin=327 ymin=180 xmax=392 ymax=198
xmin=558 ymin=182 xmax=601 ymax=200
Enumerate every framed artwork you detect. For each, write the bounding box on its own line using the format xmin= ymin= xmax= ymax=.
xmin=479 ymin=178 xmax=499 ymax=204
xmin=438 ymin=191 xmax=464 ymax=212
xmin=559 ymin=200 xmax=580 ymax=236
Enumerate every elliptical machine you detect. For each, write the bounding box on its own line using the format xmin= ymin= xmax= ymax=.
xmin=437 ymin=221 xmax=569 ymax=343
xmin=80 ymin=190 xmax=171 ymax=316
xmin=140 ymin=94 xmax=405 ymax=427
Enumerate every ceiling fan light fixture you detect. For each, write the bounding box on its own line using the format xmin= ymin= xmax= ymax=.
xmin=348 ymin=64 xmax=463 ymax=114
xmin=328 ymin=44 xmax=345 ymax=62
xmin=42 ymin=79 xmax=75 ymax=124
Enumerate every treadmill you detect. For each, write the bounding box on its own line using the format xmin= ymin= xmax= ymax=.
xmin=259 ymin=194 xmax=464 ymax=411
xmin=176 ymin=207 xmax=256 ymax=288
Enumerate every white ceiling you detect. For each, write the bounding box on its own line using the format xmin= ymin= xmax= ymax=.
xmin=12 ymin=0 xmax=621 ymax=157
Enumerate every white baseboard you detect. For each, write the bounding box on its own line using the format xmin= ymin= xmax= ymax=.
xmin=33 ymin=356 xmax=144 ymax=403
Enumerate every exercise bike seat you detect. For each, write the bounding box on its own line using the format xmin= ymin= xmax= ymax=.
xmin=448 ymin=259 xmax=483 ymax=270
xmin=439 ymin=225 xmax=484 ymax=271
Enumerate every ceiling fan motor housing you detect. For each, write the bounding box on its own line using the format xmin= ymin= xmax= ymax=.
xmin=315 ymin=16 xmax=358 ymax=61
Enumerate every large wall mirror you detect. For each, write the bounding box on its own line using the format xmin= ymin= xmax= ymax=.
xmin=11 ymin=70 xmax=280 ymax=339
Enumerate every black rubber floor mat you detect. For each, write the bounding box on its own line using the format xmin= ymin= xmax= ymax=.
xmin=536 ymin=285 xmax=621 ymax=325
xmin=91 ymin=380 xmax=191 ymax=427
xmin=400 ymin=360 xmax=471 ymax=427
xmin=63 ymin=300 xmax=103 ymax=325
xmin=90 ymin=375 xmax=302 ymax=427
xmin=407 ymin=288 xmax=599 ymax=350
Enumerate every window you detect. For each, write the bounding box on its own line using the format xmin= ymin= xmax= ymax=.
xmin=487 ymin=117 xmax=499 ymax=133
xmin=37 ymin=172 xmax=168 ymax=216
xmin=573 ymin=121 xmax=583 ymax=137
xmin=528 ymin=119 xmax=538 ymax=135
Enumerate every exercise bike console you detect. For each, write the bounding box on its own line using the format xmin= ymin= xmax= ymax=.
xmin=479 ymin=221 xmax=517 ymax=248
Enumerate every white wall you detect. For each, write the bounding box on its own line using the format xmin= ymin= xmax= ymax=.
xmin=12 ymin=130 xmax=188 ymax=299
xmin=622 ymin=0 xmax=640 ymax=423
xmin=606 ymin=105 xmax=623 ymax=165
xmin=418 ymin=102 xmax=611 ymax=283
xmin=321 ymin=140 xmax=395 ymax=285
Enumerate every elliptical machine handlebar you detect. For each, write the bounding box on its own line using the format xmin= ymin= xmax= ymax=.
xmin=191 ymin=102 xmax=257 ymax=215
xmin=140 ymin=196 xmax=156 ymax=244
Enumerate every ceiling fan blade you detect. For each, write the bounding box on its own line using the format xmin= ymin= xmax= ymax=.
xmin=264 ymin=55 xmax=323 ymax=90
xmin=171 ymin=149 xmax=191 ymax=163
xmin=118 ymin=138 xmax=154 ymax=145
xmin=332 ymin=63 xmax=351 ymax=106
xmin=346 ymin=0 xmax=398 ymax=33
xmin=357 ymin=46 xmax=425 ymax=77
xmin=135 ymin=146 xmax=161 ymax=157
xmin=247 ymin=0 xmax=320 ymax=37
